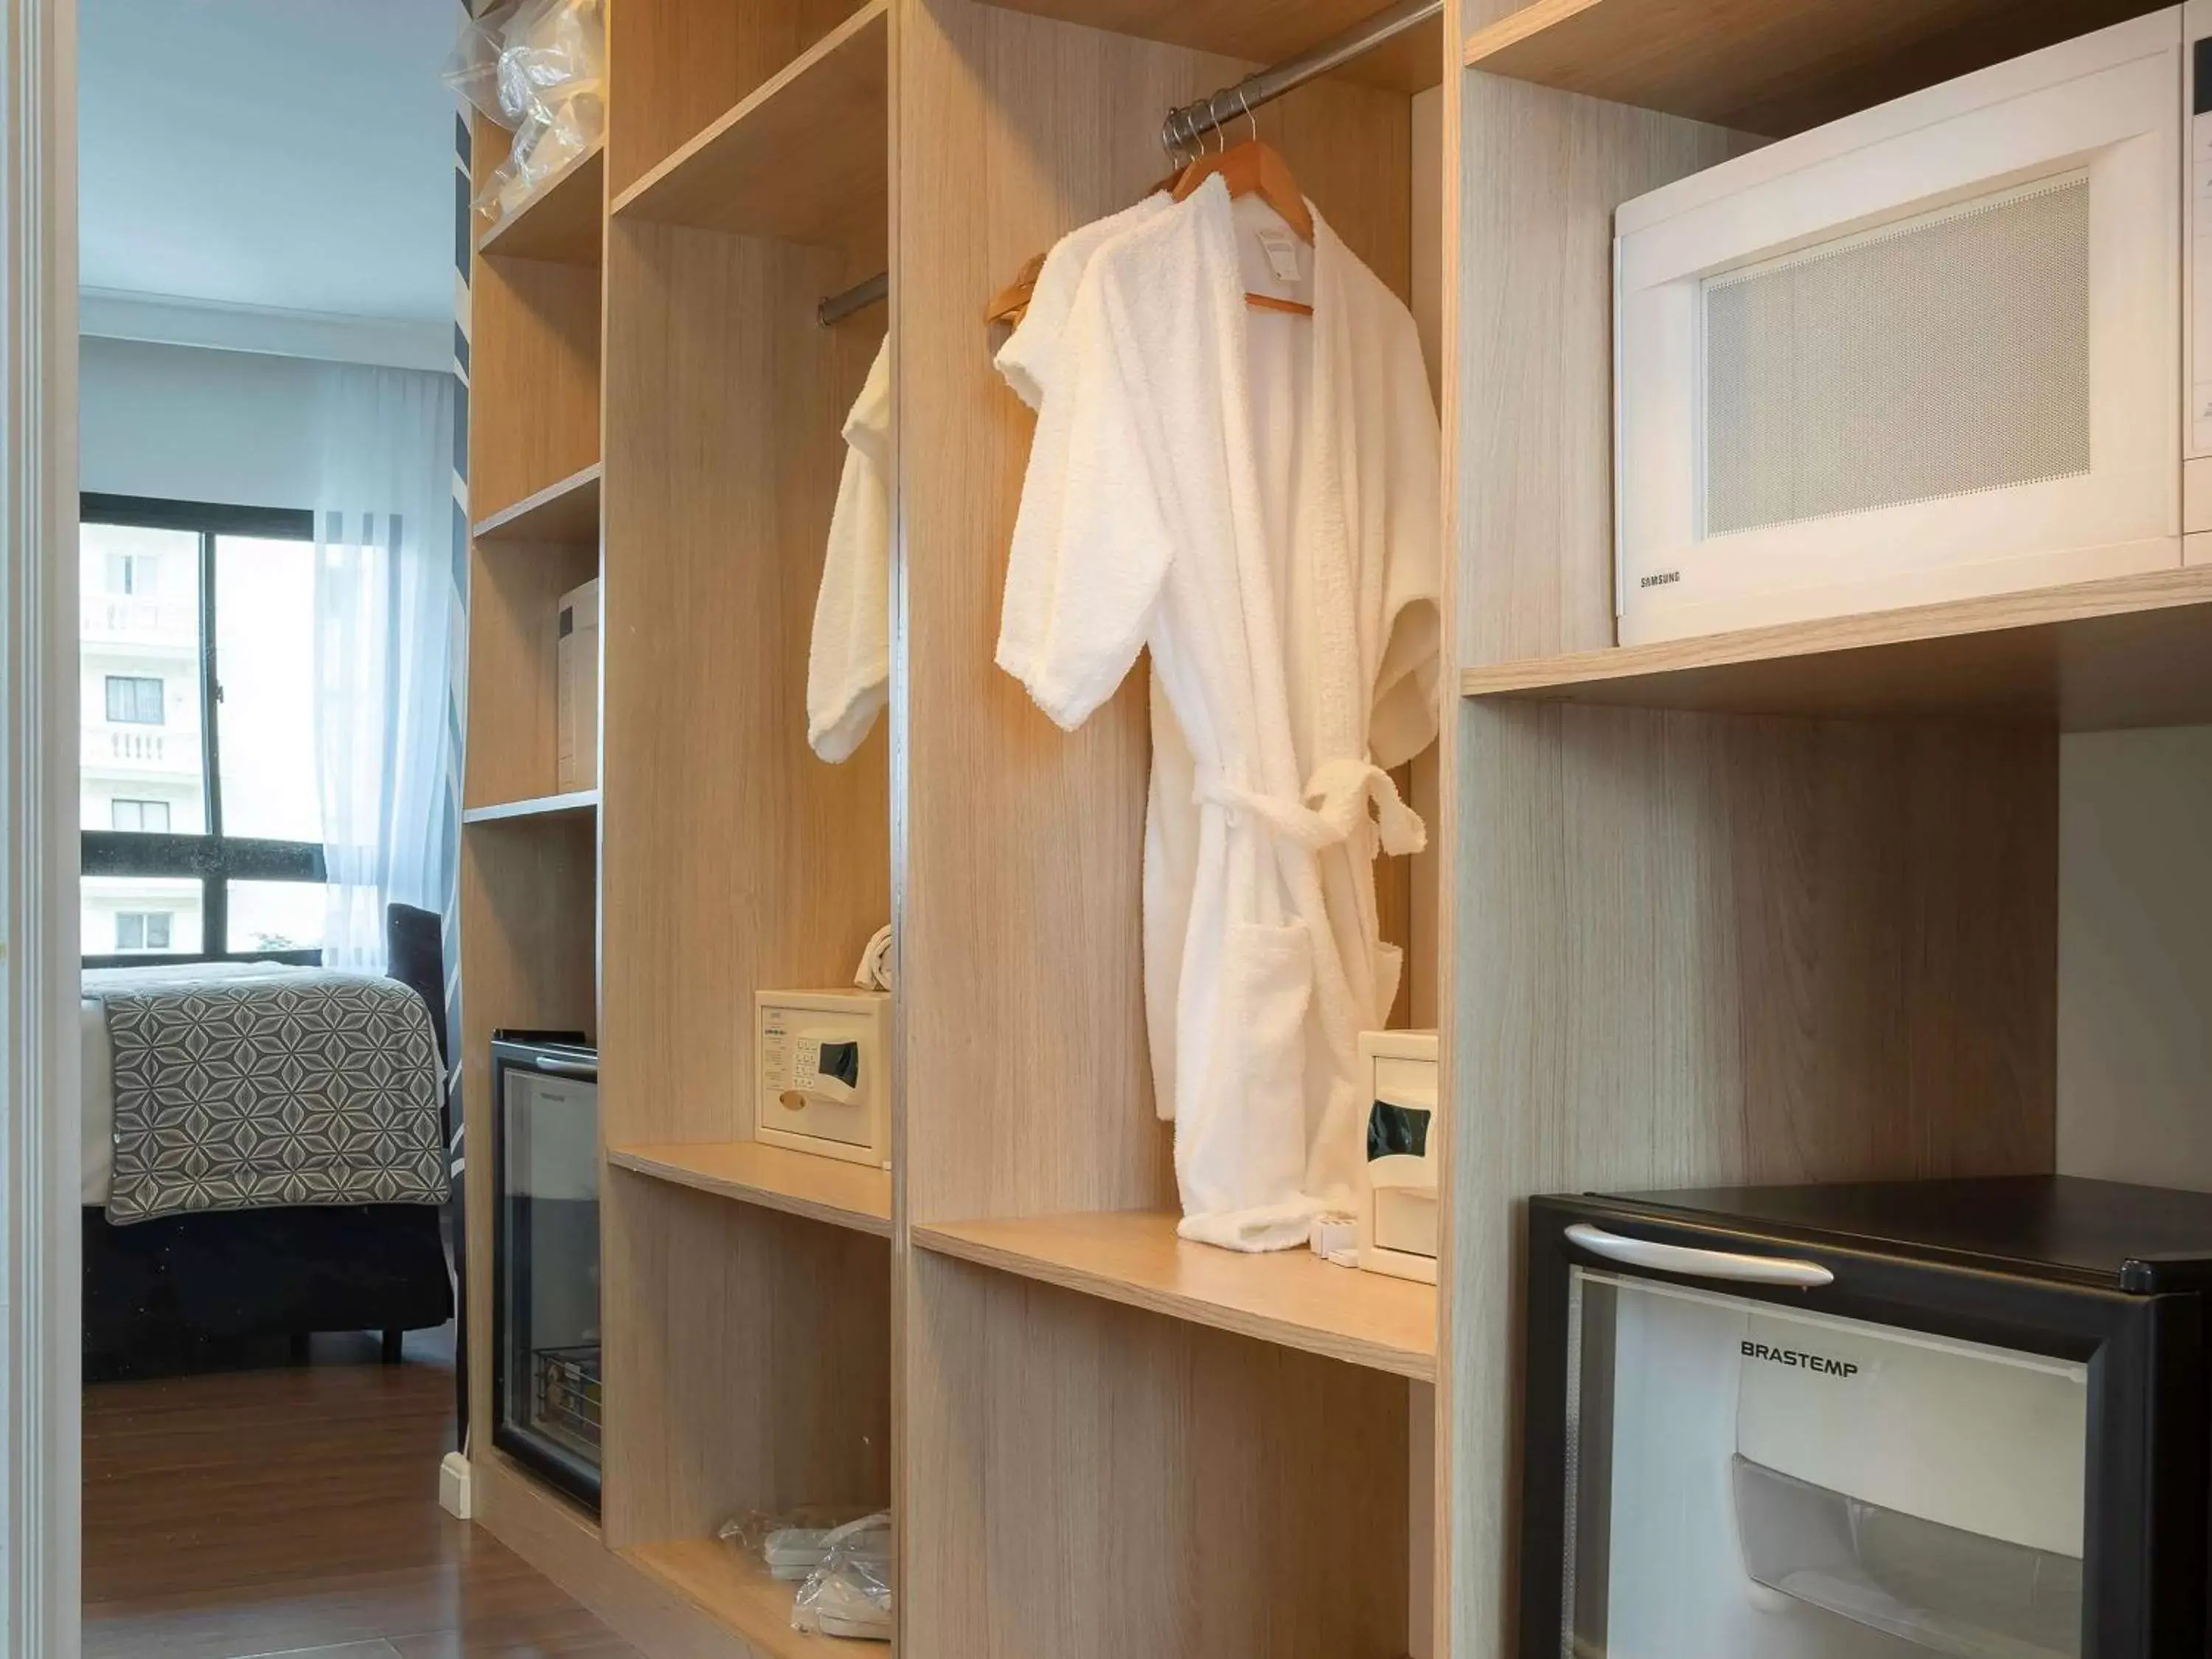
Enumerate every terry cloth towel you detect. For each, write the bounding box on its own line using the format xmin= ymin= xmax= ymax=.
xmin=808 ymin=337 xmax=894 ymax=762
xmin=853 ymin=923 xmax=894 ymax=992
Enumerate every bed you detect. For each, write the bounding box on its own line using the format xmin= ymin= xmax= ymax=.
xmin=80 ymin=953 xmax=456 ymax=1367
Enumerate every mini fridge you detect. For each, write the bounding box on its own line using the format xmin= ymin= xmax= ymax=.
xmin=1521 ymin=1178 xmax=2212 ymax=1658
xmin=490 ymin=1036 xmax=601 ymax=1509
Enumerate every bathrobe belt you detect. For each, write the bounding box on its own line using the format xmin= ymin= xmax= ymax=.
xmin=1194 ymin=757 xmax=1427 ymax=858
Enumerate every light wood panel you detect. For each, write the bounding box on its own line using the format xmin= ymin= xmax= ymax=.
xmin=1443 ymin=72 xmax=2065 ymax=1659
xmin=608 ymin=1141 xmax=893 ymax=1237
xmin=1455 ymin=75 xmax=1739 ymax=667
xmin=456 ymin=813 xmax=598 ymax=1455
xmin=915 ymin=1211 xmax=1437 ymax=1379
xmin=462 ymin=788 xmax=599 ymax=825
xmin=614 ymin=4 xmax=888 ymax=267
xmin=1460 ymin=565 xmax=2212 ymax=731
xmin=481 ymin=139 xmax=607 ymax=266
xmin=474 ymin=1455 xmax=754 ymax=1659
xmin=981 ymin=0 xmax=1443 ymax=91
xmin=1447 ymin=703 xmax=2059 ymax=1658
xmin=463 ymin=539 xmax=597 ymax=809
xmin=474 ymin=462 xmax=602 ymax=546
xmin=897 ymin=0 xmax=1419 ymax=1231
xmin=602 ymin=1175 xmax=892 ymax=1551
xmin=469 ymin=118 xmax=602 ymax=523
xmin=1462 ymin=0 xmax=2167 ymax=136
xmin=905 ymin=1250 xmax=1411 ymax=1658
xmin=599 ymin=218 xmax=888 ymax=1150
xmin=605 ymin=0 xmax=872 ymax=195
xmin=625 ymin=1539 xmax=880 ymax=1659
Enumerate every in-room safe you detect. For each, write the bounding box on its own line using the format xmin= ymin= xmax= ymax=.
xmin=1521 ymin=1178 xmax=2212 ymax=1658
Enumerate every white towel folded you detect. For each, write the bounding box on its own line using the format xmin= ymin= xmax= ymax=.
xmin=853 ymin=923 xmax=894 ymax=993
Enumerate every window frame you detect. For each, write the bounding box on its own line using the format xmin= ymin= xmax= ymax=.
xmin=80 ymin=493 xmax=327 ymax=968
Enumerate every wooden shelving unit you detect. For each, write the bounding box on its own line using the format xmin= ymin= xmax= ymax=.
xmin=460 ymin=0 xmax=1433 ymax=1654
xmin=457 ymin=94 xmax=607 ymax=1565
xmin=1461 ymin=0 xmax=2168 ymax=134
xmin=478 ymin=138 xmax=607 ymax=265
xmin=608 ymin=1141 xmax=891 ymax=1237
xmin=915 ymin=1211 xmax=1437 ymax=1380
xmin=1435 ymin=4 xmax=2200 ymax=1655
xmin=1459 ymin=566 xmax=2212 ymax=729
xmin=448 ymin=0 xmax=2212 ymax=1654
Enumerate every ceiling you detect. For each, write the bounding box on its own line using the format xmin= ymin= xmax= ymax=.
xmin=80 ymin=0 xmax=459 ymax=329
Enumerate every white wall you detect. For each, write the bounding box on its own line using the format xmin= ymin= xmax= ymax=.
xmin=2058 ymin=726 xmax=2212 ymax=1192
xmin=79 ymin=335 xmax=326 ymax=509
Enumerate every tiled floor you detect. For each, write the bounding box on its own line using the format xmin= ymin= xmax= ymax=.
xmin=83 ymin=1330 xmax=636 ymax=1659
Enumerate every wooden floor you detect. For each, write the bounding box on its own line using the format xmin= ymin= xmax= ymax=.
xmin=83 ymin=1331 xmax=636 ymax=1659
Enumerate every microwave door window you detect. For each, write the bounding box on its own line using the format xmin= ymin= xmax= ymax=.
xmin=1562 ymin=1270 xmax=2087 ymax=1659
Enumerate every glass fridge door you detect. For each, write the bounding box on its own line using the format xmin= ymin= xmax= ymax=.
xmin=494 ymin=1052 xmax=601 ymax=1506
xmin=1560 ymin=1270 xmax=2089 ymax=1659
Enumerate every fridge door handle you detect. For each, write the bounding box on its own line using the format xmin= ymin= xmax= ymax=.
xmin=532 ymin=1054 xmax=599 ymax=1079
xmin=1564 ymin=1222 xmax=1835 ymax=1287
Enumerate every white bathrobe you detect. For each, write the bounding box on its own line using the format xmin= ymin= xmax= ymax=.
xmin=998 ymin=176 xmax=1441 ymax=1249
xmin=807 ymin=338 xmax=893 ymax=763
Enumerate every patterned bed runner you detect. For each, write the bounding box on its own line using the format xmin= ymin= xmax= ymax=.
xmin=96 ymin=969 xmax=450 ymax=1224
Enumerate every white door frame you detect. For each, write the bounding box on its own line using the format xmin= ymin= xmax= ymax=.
xmin=3 ymin=0 xmax=79 ymax=1652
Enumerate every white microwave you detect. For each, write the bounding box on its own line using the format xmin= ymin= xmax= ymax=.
xmin=1614 ymin=7 xmax=2208 ymax=644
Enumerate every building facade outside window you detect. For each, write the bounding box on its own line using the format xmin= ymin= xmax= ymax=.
xmin=80 ymin=494 xmax=327 ymax=964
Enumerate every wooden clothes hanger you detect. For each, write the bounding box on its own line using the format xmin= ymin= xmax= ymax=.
xmin=987 ymin=94 xmax=1314 ymax=325
xmin=1172 ymin=132 xmax=1314 ymax=316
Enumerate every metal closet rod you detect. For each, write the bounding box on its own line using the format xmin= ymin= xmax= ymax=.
xmin=818 ymin=270 xmax=888 ymax=327
xmin=1163 ymin=0 xmax=1442 ymax=151
xmin=814 ymin=0 xmax=1441 ymax=324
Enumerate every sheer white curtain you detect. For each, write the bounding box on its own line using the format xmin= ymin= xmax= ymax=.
xmin=313 ymin=364 xmax=462 ymax=972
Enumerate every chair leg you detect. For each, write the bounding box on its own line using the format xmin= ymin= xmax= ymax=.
xmin=382 ymin=1328 xmax=404 ymax=1365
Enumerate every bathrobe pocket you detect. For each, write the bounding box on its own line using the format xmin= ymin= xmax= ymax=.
xmin=1212 ymin=920 xmax=1316 ymax=1207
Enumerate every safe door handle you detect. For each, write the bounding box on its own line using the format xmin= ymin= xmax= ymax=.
xmin=532 ymin=1054 xmax=598 ymax=1080
xmin=1565 ymin=1222 xmax=1834 ymax=1287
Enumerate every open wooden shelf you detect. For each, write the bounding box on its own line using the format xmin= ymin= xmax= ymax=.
xmin=1462 ymin=0 xmax=2166 ymax=136
xmin=988 ymin=0 xmax=1440 ymax=90
xmin=624 ymin=1537 xmax=880 ymax=1657
xmin=473 ymin=461 xmax=602 ymax=546
xmin=914 ymin=1211 xmax=1436 ymax=1380
xmin=1458 ymin=566 xmax=2212 ymax=731
xmin=461 ymin=789 xmax=599 ymax=825
xmin=611 ymin=3 xmax=887 ymax=260
xmin=479 ymin=138 xmax=605 ymax=265
xmin=606 ymin=1141 xmax=891 ymax=1237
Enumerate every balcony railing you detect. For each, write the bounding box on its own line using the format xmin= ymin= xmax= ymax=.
xmin=81 ymin=597 xmax=198 ymax=644
xmin=82 ymin=726 xmax=198 ymax=773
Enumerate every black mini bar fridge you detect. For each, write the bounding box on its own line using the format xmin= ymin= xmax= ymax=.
xmin=489 ymin=1035 xmax=602 ymax=1510
xmin=1518 ymin=1177 xmax=2212 ymax=1659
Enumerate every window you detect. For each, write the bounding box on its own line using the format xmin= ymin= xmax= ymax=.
xmin=111 ymin=799 xmax=171 ymax=833
xmin=104 ymin=675 xmax=164 ymax=725
xmin=80 ymin=495 xmax=327 ymax=966
xmin=115 ymin=913 xmax=173 ymax=952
